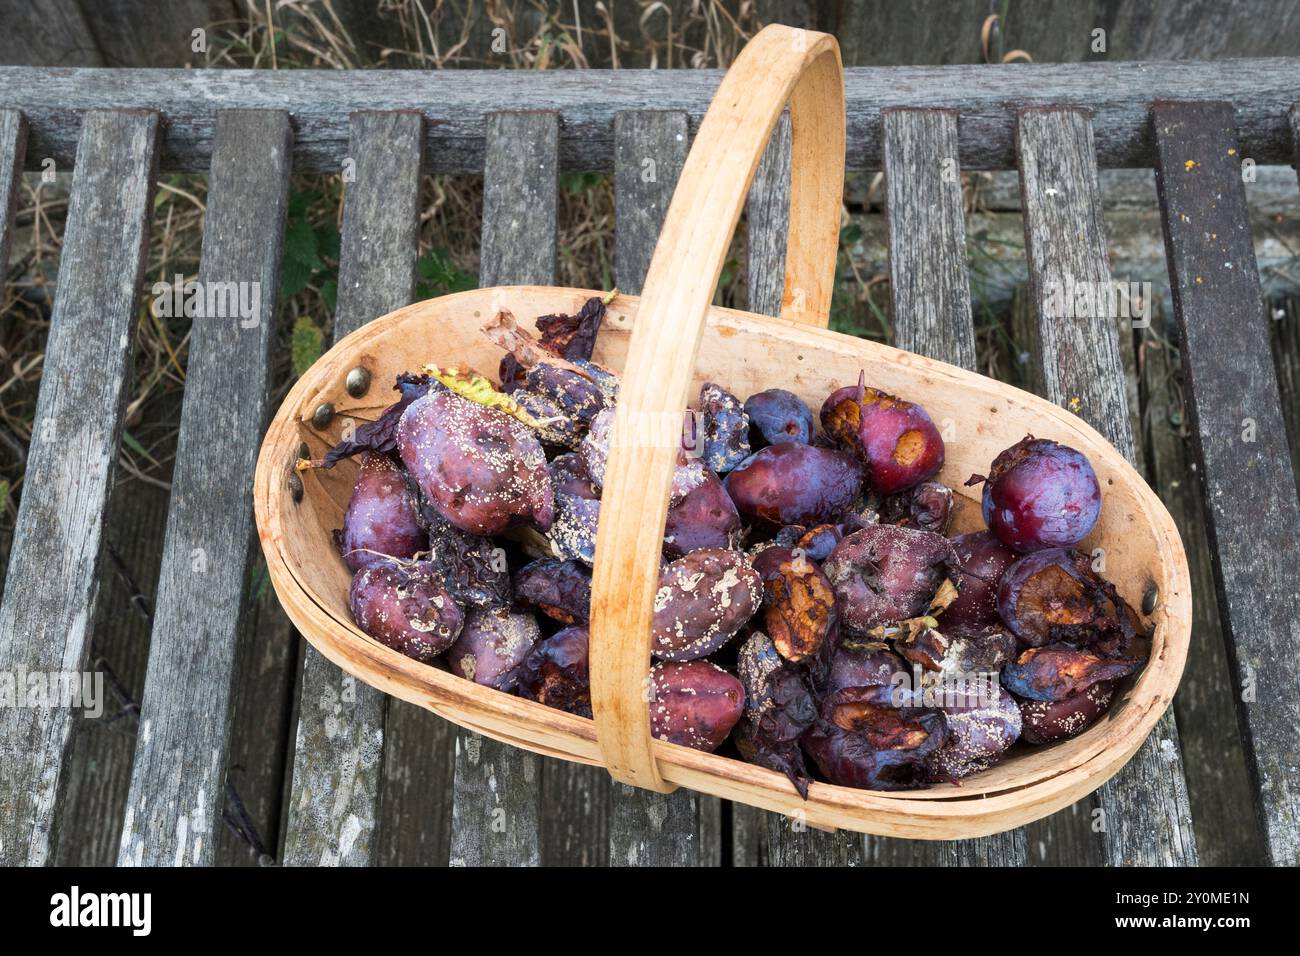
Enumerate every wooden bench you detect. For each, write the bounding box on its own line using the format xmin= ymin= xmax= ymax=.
xmin=1 ymin=59 xmax=1297 ymax=866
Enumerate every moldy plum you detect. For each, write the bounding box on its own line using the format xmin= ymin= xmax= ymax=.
xmin=880 ymin=480 xmax=953 ymax=535
xmin=1001 ymin=643 xmax=1144 ymax=702
xmin=334 ymin=452 xmax=427 ymax=573
xmin=736 ymin=632 xmax=818 ymax=796
xmin=349 ymin=558 xmax=464 ymax=663
xmin=927 ymin=685 xmax=1022 ymax=782
xmin=699 ymin=382 xmax=751 ymax=474
xmin=398 ymin=389 xmax=553 ymax=536
xmin=723 ymin=443 xmax=864 ymax=528
xmin=651 ymin=549 xmax=762 ymax=661
xmin=822 ymin=525 xmax=955 ymax=634
xmin=649 ymin=661 xmax=745 ymax=752
xmin=445 ymin=607 xmax=540 ymax=690
xmin=977 ymin=436 xmax=1101 ymax=552
xmin=1018 ymin=679 xmax=1117 ymax=743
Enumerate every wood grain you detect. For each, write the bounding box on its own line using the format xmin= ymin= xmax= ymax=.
xmin=446 ymin=110 xmax=557 ymax=867
xmin=118 ymin=110 xmax=291 ymax=867
xmin=1017 ymin=107 xmax=1198 ymax=866
xmin=882 ymin=107 xmax=1026 ymax=868
xmin=0 ymin=110 xmax=26 ymax=276
xmin=1153 ymin=100 xmax=1300 ymax=866
xmin=5 ymin=59 xmax=1300 ymax=172
xmin=0 ymin=109 xmax=159 ymax=866
xmin=607 ymin=107 xmax=719 ymax=866
xmin=283 ymin=110 xmax=424 ymax=867
xmin=591 ymin=24 xmax=844 ymax=794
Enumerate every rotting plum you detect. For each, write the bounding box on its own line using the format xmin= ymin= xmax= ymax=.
xmin=736 ymin=632 xmax=818 ymax=796
xmin=1018 ymin=679 xmax=1117 ymax=744
xmin=651 ymin=548 xmax=762 ymax=661
xmin=445 ymin=606 xmax=540 ymax=691
xmin=997 ymin=548 xmax=1147 ymax=656
xmin=822 ymin=525 xmax=955 ymax=634
xmin=825 ymin=643 xmax=908 ymax=695
xmin=513 ymin=558 xmax=592 ymax=625
xmin=1001 ymin=643 xmax=1144 ymax=702
xmin=802 ymin=684 xmax=948 ymax=791
xmin=398 ymin=389 xmax=553 ymax=536
xmin=517 ymin=625 xmax=591 ymax=717
xmin=820 ymin=378 xmax=945 ymax=494
xmin=879 ymin=480 xmax=953 ymax=535
xmin=928 ymin=685 xmax=1022 ymax=782
xmin=745 ymin=388 xmax=814 ymax=448
xmin=549 ymin=491 xmax=600 ymax=565
xmin=415 ymin=505 xmax=512 ymax=609
xmin=762 ymin=551 xmax=837 ymax=664
xmin=580 ymin=406 xmax=706 ymax=505
xmin=795 ymin=524 xmax=842 ymax=563
xmin=975 ymin=436 xmax=1101 ymax=552
xmin=349 ymin=558 xmax=464 ymax=663
xmin=723 ymin=443 xmax=864 ymax=528
xmin=649 ymin=661 xmax=745 ymax=753
xmin=944 ymin=531 xmax=1019 ymax=635
xmin=663 ymin=472 xmax=742 ymax=558
xmin=699 ymin=382 xmax=751 ymax=474
xmin=548 ymin=452 xmax=599 ymax=500
xmin=334 ymin=452 xmax=427 ymax=573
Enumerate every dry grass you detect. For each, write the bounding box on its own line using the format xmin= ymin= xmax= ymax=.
xmin=0 ymin=1 xmax=993 ymax=526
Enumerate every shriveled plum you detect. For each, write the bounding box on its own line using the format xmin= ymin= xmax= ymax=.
xmin=445 ymin=607 xmax=540 ymax=690
xmin=581 ymin=407 xmax=706 ymax=505
xmin=825 ymin=643 xmax=908 ymax=694
xmin=1018 ymin=679 xmax=1117 ymax=744
xmin=997 ymin=548 xmax=1147 ymax=656
xmin=649 ymin=661 xmax=745 ymax=753
xmin=928 ymin=685 xmax=1022 ymax=782
xmin=879 ymin=480 xmax=953 ymax=535
xmin=762 ymin=551 xmax=837 ymax=663
xmin=745 ymin=388 xmax=813 ymax=448
xmin=822 ymin=525 xmax=955 ymax=634
xmin=349 ymin=558 xmax=464 ymax=663
xmin=1001 ymin=643 xmax=1144 ymax=702
xmin=723 ymin=443 xmax=863 ymax=528
xmin=398 ymin=389 xmax=553 ymax=536
xmin=548 ymin=452 xmax=599 ymax=500
xmin=334 ymin=453 xmax=427 ymax=572
xmin=550 ymin=491 xmax=600 ymax=565
xmin=663 ymin=472 xmax=742 ymax=558
xmin=513 ymin=558 xmax=591 ymax=624
xmin=517 ymin=625 xmax=591 ymax=717
xmin=651 ymin=549 xmax=762 ymax=661
xmin=977 ymin=437 xmax=1101 ymax=552
xmin=418 ymin=509 xmax=512 ymax=609
xmin=699 ymin=382 xmax=751 ymax=474
xmin=803 ymin=684 xmax=948 ymax=791
xmin=736 ymin=632 xmax=817 ymax=796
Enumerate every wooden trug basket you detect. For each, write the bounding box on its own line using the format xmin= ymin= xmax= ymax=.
xmin=254 ymin=25 xmax=1191 ymax=839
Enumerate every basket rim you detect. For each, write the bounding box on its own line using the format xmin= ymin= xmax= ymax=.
xmin=253 ymin=284 xmax=1193 ymax=838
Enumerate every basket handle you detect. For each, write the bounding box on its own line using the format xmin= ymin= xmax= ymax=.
xmin=589 ymin=25 xmax=845 ymax=792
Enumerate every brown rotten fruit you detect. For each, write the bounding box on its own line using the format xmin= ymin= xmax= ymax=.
xmin=762 ymin=551 xmax=837 ymax=664
xmin=820 ymin=378 xmax=945 ymax=494
xmin=1001 ymin=643 xmax=1144 ymax=702
xmin=803 ymin=684 xmax=948 ymax=791
xmin=517 ymin=625 xmax=591 ymax=717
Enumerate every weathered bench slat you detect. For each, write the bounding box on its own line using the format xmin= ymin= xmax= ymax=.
xmin=283 ymin=110 xmax=424 ymax=867
xmin=117 ymin=110 xmax=291 ymax=867
xmin=736 ymin=114 xmax=865 ymax=866
xmin=0 ymin=109 xmax=159 ymax=866
xmin=0 ymin=110 xmax=26 ymax=274
xmin=1017 ymin=108 xmax=1198 ymax=866
xmin=607 ymin=108 xmax=719 ymax=866
xmin=882 ymin=107 xmax=1027 ymax=868
xmin=447 ymin=111 xmax=557 ymax=867
xmin=1152 ymin=100 xmax=1300 ymax=867
xmin=7 ymin=60 xmax=1300 ymax=173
